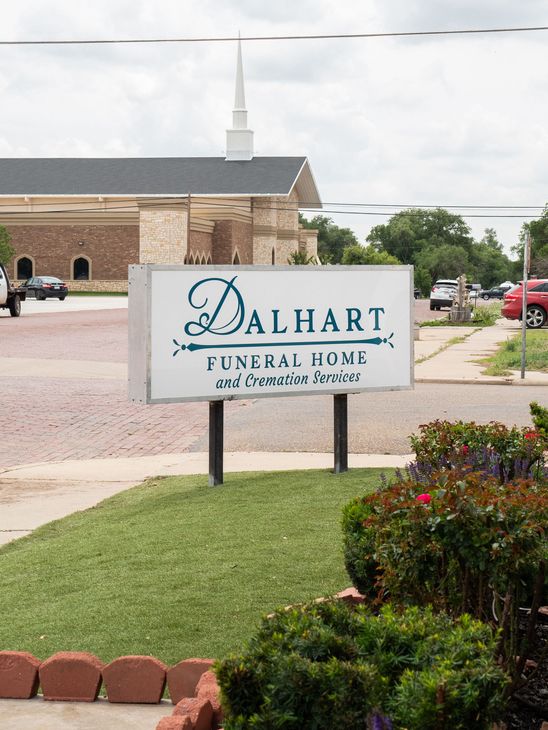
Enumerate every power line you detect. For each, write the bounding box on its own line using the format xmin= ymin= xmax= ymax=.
xmin=0 ymin=197 xmax=541 ymax=219
xmin=1 ymin=26 xmax=548 ymax=46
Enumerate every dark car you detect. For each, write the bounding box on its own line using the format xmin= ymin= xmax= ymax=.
xmin=21 ymin=276 xmax=68 ymax=300
xmin=502 ymin=280 xmax=548 ymax=329
xmin=479 ymin=287 xmax=506 ymax=300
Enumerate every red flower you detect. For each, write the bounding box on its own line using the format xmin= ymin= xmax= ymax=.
xmin=462 ymin=445 xmax=469 ymax=456
xmin=524 ymin=432 xmax=538 ymax=440
xmin=416 ymin=493 xmax=432 ymax=504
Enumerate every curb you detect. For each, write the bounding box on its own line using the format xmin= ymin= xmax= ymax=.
xmin=416 ymin=377 xmax=548 ymax=386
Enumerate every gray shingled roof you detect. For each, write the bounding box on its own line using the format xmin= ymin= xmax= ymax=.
xmin=0 ymin=156 xmax=318 ymax=199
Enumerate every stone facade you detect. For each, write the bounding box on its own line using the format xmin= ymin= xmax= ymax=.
xmin=138 ymin=201 xmax=188 ymax=265
xmin=1 ymin=193 xmax=318 ymax=288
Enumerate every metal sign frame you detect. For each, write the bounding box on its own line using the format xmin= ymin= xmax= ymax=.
xmin=129 ymin=264 xmax=415 ymax=405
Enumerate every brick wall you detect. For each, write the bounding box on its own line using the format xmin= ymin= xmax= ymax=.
xmin=212 ymin=220 xmax=253 ymax=264
xmin=189 ymin=230 xmax=213 ymax=262
xmin=6 ymin=225 xmax=139 ymax=281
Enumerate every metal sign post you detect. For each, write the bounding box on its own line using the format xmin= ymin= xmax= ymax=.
xmin=520 ymin=232 xmax=531 ymax=379
xmin=334 ymin=394 xmax=348 ymax=474
xmin=209 ymin=400 xmax=224 ymax=485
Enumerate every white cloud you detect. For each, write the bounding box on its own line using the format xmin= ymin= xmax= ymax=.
xmin=0 ymin=0 xmax=546 ymax=252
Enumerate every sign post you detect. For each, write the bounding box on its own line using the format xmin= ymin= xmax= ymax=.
xmin=129 ymin=265 xmax=414 ymax=483
xmin=209 ymin=400 xmax=224 ymax=485
xmin=333 ymin=394 xmax=348 ymax=474
xmin=520 ymin=232 xmax=531 ymax=379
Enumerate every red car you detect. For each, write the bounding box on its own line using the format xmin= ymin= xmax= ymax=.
xmin=501 ymin=279 xmax=548 ymax=329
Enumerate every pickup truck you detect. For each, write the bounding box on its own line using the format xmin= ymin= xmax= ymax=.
xmin=0 ymin=263 xmax=26 ymax=316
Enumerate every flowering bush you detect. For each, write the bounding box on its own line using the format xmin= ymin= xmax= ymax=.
xmin=216 ymin=601 xmax=506 ymax=730
xmin=342 ymin=469 xmax=548 ymax=677
xmin=409 ymin=419 xmax=547 ymax=483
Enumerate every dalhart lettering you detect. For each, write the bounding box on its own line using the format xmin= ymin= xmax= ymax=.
xmin=184 ymin=276 xmax=386 ymax=339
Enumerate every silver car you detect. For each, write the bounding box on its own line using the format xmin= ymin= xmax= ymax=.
xmin=429 ymin=279 xmax=458 ymax=311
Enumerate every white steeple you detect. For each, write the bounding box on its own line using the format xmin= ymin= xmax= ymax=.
xmin=226 ymin=36 xmax=254 ymax=161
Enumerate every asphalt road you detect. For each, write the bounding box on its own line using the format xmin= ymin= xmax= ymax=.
xmin=190 ymin=383 xmax=547 ymax=455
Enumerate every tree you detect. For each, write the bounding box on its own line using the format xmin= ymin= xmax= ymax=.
xmin=287 ymin=250 xmax=317 ymax=265
xmin=415 ymin=243 xmax=470 ymax=283
xmin=514 ymin=206 xmax=548 ymax=277
xmin=299 ymin=214 xmax=358 ymax=264
xmin=0 ymin=225 xmax=14 ymax=265
xmin=367 ymin=208 xmax=475 ymax=265
xmin=341 ymin=244 xmax=400 ymax=266
xmin=480 ymin=227 xmax=503 ymax=251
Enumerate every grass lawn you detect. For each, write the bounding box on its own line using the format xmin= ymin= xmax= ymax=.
xmin=480 ymin=329 xmax=548 ymax=375
xmin=0 ymin=469 xmax=384 ymax=664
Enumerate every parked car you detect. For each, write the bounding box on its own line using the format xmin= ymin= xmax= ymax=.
xmin=414 ymin=288 xmax=421 ymax=299
xmin=501 ymin=279 xmax=548 ymax=329
xmin=429 ymin=279 xmax=458 ymax=311
xmin=479 ymin=287 xmax=507 ymax=300
xmin=20 ymin=276 xmax=68 ymax=300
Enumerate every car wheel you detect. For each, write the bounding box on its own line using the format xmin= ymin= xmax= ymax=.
xmin=526 ymin=305 xmax=547 ymax=329
xmin=8 ymin=295 xmax=21 ymax=317
xmin=430 ymin=303 xmax=435 ymax=311
xmin=59 ymin=296 xmax=66 ymax=301
xmin=35 ymin=290 xmax=45 ymax=300
xmin=483 ymin=294 xmax=490 ymax=300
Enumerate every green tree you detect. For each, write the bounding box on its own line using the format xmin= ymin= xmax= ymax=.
xmin=469 ymin=237 xmax=514 ymax=288
xmin=341 ymin=244 xmax=400 ymax=265
xmin=367 ymin=208 xmax=474 ymax=265
xmin=287 ymin=250 xmax=317 ymax=265
xmin=514 ymin=206 xmax=548 ymax=277
xmin=299 ymin=214 xmax=358 ymax=264
xmin=415 ymin=243 xmax=470 ymax=283
xmin=0 ymin=225 xmax=14 ymax=265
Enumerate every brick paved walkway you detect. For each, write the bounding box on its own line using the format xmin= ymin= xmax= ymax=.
xmin=0 ymin=376 xmax=225 ymax=468
xmin=0 ymin=308 xmax=243 ymax=468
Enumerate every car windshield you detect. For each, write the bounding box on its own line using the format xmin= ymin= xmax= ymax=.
xmin=40 ymin=277 xmax=63 ymax=283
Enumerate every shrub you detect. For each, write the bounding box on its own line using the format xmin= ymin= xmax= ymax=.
xmin=216 ymin=601 xmax=507 ymax=730
xmin=530 ymin=401 xmax=548 ymax=438
xmin=342 ymin=469 xmax=548 ymax=676
xmin=409 ymin=419 xmax=547 ymax=482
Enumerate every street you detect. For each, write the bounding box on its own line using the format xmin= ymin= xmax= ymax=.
xmin=0 ymin=301 xmax=544 ymax=466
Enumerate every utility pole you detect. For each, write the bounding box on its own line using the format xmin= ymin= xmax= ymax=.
xmin=520 ymin=231 xmax=531 ymax=379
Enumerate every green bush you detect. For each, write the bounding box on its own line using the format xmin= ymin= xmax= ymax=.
xmin=409 ymin=419 xmax=547 ymax=481
xmin=342 ymin=469 xmax=548 ymax=674
xmin=216 ymin=601 xmax=507 ymax=730
xmin=531 ymin=400 xmax=548 ymax=437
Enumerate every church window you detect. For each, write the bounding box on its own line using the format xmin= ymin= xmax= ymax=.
xmin=73 ymin=256 xmax=90 ymax=280
xmin=16 ymin=256 xmax=33 ymax=280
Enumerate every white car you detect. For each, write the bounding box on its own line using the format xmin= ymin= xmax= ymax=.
xmin=429 ymin=279 xmax=458 ymax=311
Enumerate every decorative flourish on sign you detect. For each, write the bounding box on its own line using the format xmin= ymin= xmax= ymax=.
xmin=173 ymin=334 xmax=394 ymax=356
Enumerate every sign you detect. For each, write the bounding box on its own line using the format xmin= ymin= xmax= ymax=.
xmin=128 ymin=265 xmax=414 ymax=404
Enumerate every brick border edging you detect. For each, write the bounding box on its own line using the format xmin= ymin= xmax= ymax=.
xmin=0 ymin=590 xmax=365 ymax=729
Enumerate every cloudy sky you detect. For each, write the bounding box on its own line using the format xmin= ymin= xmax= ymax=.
xmin=1 ymin=0 xmax=547 ymax=254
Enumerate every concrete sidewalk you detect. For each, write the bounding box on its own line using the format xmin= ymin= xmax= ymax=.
xmin=414 ymin=318 xmax=548 ymax=385
xmin=0 ymin=451 xmax=411 ymax=546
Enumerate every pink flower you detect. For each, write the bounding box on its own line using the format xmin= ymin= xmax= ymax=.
xmin=462 ymin=445 xmax=469 ymax=456
xmin=416 ymin=493 xmax=431 ymax=505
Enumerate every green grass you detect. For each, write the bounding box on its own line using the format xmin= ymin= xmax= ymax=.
xmin=0 ymin=469 xmax=384 ymax=664
xmin=420 ymin=302 xmax=502 ymax=328
xmin=480 ymin=330 xmax=548 ymax=375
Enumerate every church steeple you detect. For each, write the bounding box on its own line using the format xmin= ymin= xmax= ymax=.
xmin=226 ymin=36 xmax=254 ymax=161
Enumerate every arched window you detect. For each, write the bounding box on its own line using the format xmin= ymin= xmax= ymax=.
xmin=232 ymin=250 xmax=241 ymax=265
xmin=16 ymin=256 xmax=33 ymax=280
xmin=206 ymin=255 xmax=212 ymax=264
xmin=73 ymin=256 xmax=90 ymax=280
xmin=271 ymin=248 xmax=276 ymax=265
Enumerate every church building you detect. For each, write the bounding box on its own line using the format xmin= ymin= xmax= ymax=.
xmin=0 ymin=41 xmax=321 ymax=291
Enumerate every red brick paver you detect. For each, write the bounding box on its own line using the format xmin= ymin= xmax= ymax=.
xmin=0 ymin=308 xmax=242 ymax=468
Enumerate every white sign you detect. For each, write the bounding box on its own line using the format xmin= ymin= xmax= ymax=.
xmin=128 ymin=265 xmax=413 ymax=404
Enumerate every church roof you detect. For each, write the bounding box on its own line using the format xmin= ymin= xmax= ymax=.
xmin=0 ymin=156 xmax=322 ymax=207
